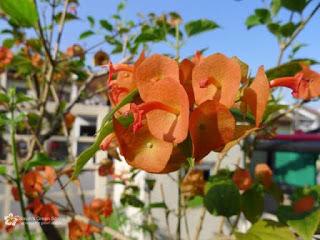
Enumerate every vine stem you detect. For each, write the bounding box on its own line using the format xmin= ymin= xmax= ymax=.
xmin=10 ymin=110 xmax=32 ymax=240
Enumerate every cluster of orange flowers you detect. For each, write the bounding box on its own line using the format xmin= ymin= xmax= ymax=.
xmin=0 ymin=47 xmax=13 ymax=73
xmin=100 ymin=52 xmax=270 ymax=173
xmin=69 ymin=198 xmax=113 ymax=240
xmin=232 ymin=163 xmax=273 ymax=191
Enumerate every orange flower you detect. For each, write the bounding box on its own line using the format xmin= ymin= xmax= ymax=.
xmin=0 ymin=47 xmax=13 ymax=66
xmin=36 ymin=166 xmax=57 ymax=185
xmin=31 ymin=53 xmax=44 ymax=68
xmin=242 ymin=66 xmax=270 ymax=127
xmin=270 ymin=65 xmax=320 ymax=100
xmin=28 ymin=198 xmax=59 ymax=223
xmin=11 ymin=186 xmax=20 ymax=201
xmin=189 ymin=100 xmax=235 ymax=161
xmin=84 ymin=198 xmax=113 ymax=223
xmin=192 ymin=53 xmax=241 ymax=108
xmin=254 ymin=163 xmax=273 ymax=188
xmin=232 ymin=168 xmax=253 ymax=191
xmin=179 ymin=58 xmax=195 ymax=108
xmin=22 ymin=171 xmax=44 ymax=197
xmin=64 ymin=112 xmax=76 ymax=129
xmin=181 ymin=169 xmax=206 ymax=198
xmin=293 ymin=195 xmax=315 ymax=214
xmin=68 ymin=219 xmax=90 ymax=240
xmin=66 ymin=44 xmax=84 ymax=59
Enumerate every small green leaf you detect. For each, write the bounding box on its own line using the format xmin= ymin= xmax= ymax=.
xmin=148 ymin=202 xmax=167 ymax=209
xmin=241 ymin=184 xmax=264 ymax=223
xmin=185 ymin=19 xmax=219 ymax=37
xmin=281 ymin=0 xmax=308 ymax=12
xmin=0 ymin=0 xmax=38 ymax=28
xmin=23 ymin=152 xmax=63 ymax=171
xmin=280 ymin=22 xmax=297 ymax=37
xmin=271 ymin=0 xmax=282 ymax=15
xmin=187 ymin=196 xmax=203 ymax=208
xmin=204 ymin=179 xmax=240 ymax=217
xmin=0 ymin=165 xmax=6 ymax=175
xmin=0 ymin=92 xmax=10 ymax=104
xmin=55 ymin=12 xmax=78 ymax=23
xmin=267 ymin=23 xmax=281 ymax=36
xmin=79 ymin=30 xmax=94 ymax=40
xmin=135 ymin=26 xmax=165 ymax=43
xmin=255 ymin=9 xmax=271 ymax=24
xmin=287 ymin=210 xmax=320 ymax=240
xmin=87 ymin=16 xmax=95 ymax=28
xmin=245 ymin=15 xmax=261 ymax=29
xmin=121 ymin=194 xmax=144 ymax=208
xmin=235 ymin=220 xmax=295 ymax=240
xmin=2 ymin=38 xmax=15 ymax=48
xmin=100 ymin=20 xmax=113 ymax=31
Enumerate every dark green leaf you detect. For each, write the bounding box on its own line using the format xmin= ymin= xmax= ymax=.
xmin=204 ymin=179 xmax=240 ymax=217
xmin=135 ymin=26 xmax=166 ymax=43
xmin=148 ymin=202 xmax=167 ymax=209
xmin=121 ymin=194 xmax=144 ymax=208
xmin=280 ymin=22 xmax=297 ymax=37
xmin=281 ymin=0 xmax=308 ymax=12
xmin=267 ymin=23 xmax=281 ymax=36
xmin=79 ymin=30 xmax=94 ymax=40
xmin=241 ymin=184 xmax=264 ymax=223
xmin=23 ymin=152 xmax=64 ymax=171
xmin=87 ymin=16 xmax=95 ymax=28
xmin=235 ymin=220 xmax=295 ymax=240
xmin=54 ymin=12 xmax=78 ymax=23
xmin=255 ymin=9 xmax=271 ymax=24
xmin=2 ymin=38 xmax=15 ymax=48
xmin=185 ymin=19 xmax=219 ymax=37
xmin=0 ymin=0 xmax=38 ymax=28
xmin=100 ymin=20 xmax=113 ymax=31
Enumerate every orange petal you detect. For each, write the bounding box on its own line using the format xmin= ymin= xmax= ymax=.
xmin=242 ymin=66 xmax=270 ymax=127
xmin=113 ymin=117 xmax=174 ymax=173
xmin=192 ymin=53 xmax=241 ymax=108
xmin=134 ymin=54 xmax=179 ymax=94
xmin=189 ymin=100 xmax=236 ymax=161
xmin=179 ymin=59 xmax=195 ymax=107
xmin=139 ymin=78 xmax=189 ymax=144
xmin=298 ymin=65 xmax=320 ymax=99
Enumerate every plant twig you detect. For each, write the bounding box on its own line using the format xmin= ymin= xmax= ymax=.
xmin=194 ymin=207 xmax=206 ymax=240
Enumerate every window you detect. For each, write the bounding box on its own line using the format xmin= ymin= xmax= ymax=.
xmin=47 ymin=140 xmax=68 ymax=161
xmin=79 ymin=116 xmax=97 ymax=137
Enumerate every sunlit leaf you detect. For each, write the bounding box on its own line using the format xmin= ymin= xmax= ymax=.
xmin=79 ymin=30 xmax=94 ymax=40
xmin=23 ymin=152 xmax=63 ymax=171
xmin=185 ymin=19 xmax=219 ymax=37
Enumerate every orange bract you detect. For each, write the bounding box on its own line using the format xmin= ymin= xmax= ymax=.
xmin=139 ymin=78 xmax=189 ymax=144
xmin=134 ymin=54 xmax=179 ymax=97
xmin=181 ymin=169 xmax=206 ymax=198
xmin=64 ymin=112 xmax=76 ymax=129
xmin=293 ymin=195 xmax=315 ymax=214
xmin=232 ymin=168 xmax=253 ymax=191
xmin=179 ymin=59 xmax=195 ymax=107
xmin=254 ymin=163 xmax=273 ymax=188
xmin=270 ymin=65 xmax=320 ymax=100
xmin=113 ymin=117 xmax=176 ymax=173
xmin=242 ymin=66 xmax=270 ymax=127
xmin=192 ymin=53 xmax=241 ymax=108
xmin=68 ymin=219 xmax=90 ymax=240
xmin=22 ymin=171 xmax=44 ymax=197
xmin=36 ymin=166 xmax=57 ymax=185
xmin=189 ymin=100 xmax=236 ymax=161
xmin=11 ymin=186 xmax=20 ymax=201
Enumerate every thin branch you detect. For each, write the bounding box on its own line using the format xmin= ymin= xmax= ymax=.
xmin=193 ymin=207 xmax=206 ymax=240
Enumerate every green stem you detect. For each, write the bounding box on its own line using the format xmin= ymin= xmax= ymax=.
xmin=175 ymin=23 xmax=180 ymax=61
xmin=176 ymin=169 xmax=182 ymax=240
xmin=10 ymin=111 xmax=32 ymax=240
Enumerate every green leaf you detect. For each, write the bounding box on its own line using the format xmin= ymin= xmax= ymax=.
xmin=0 ymin=0 xmax=38 ymax=28
xmin=148 ymin=202 xmax=167 ymax=209
xmin=280 ymin=22 xmax=297 ymax=37
xmin=241 ymin=184 xmax=264 ymax=223
xmin=267 ymin=23 xmax=281 ymax=36
xmin=187 ymin=196 xmax=203 ymax=208
xmin=185 ymin=19 xmax=219 ymax=37
xmin=135 ymin=26 xmax=166 ymax=43
xmin=72 ymin=89 xmax=139 ymax=179
xmin=204 ymin=179 xmax=240 ymax=217
xmin=100 ymin=20 xmax=113 ymax=31
xmin=121 ymin=194 xmax=144 ymax=208
xmin=245 ymin=15 xmax=261 ymax=29
xmin=235 ymin=220 xmax=295 ymax=240
xmin=287 ymin=210 xmax=320 ymax=240
xmin=54 ymin=12 xmax=78 ymax=23
xmin=0 ymin=92 xmax=10 ymax=104
xmin=2 ymin=38 xmax=15 ymax=48
xmin=87 ymin=16 xmax=95 ymax=28
xmin=281 ymin=0 xmax=308 ymax=12
xmin=255 ymin=9 xmax=271 ymax=24
xmin=79 ymin=30 xmax=95 ymax=40
xmin=271 ymin=0 xmax=282 ymax=15
xmin=23 ymin=152 xmax=64 ymax=171
xmin=0 ymin=165 xmax=6 ymax=175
